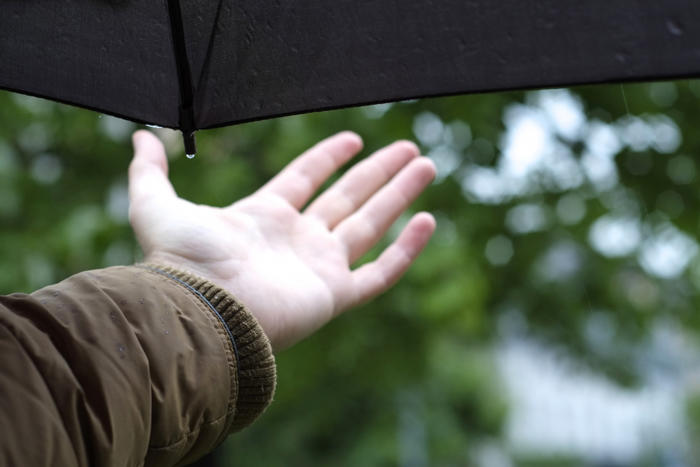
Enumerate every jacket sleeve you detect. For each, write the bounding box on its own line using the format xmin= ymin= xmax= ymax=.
xmin=0 ymin=264 xmax=276 ymax=467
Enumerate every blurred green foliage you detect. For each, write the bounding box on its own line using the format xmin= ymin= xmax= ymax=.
xmin=2 ymin=79 xmax=700 ymax=465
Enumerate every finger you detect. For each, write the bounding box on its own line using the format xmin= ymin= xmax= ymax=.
xmin=128 ymin=130 xmax=177 ymax=204
xmin=304 ymin=140 xmax=419 ymax=228
xmin=258 ymin=131 xmax=363 ymax=209
xmin=349 ymin=212 xmax=436 ymax=308
xmin=334 ymin=157 xmax=436 ymax=264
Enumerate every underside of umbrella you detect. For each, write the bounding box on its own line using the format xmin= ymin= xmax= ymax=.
xmin=2 ymin=0 xmax=700 ymax=154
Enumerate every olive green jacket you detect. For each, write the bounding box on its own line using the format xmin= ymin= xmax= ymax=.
xmin=0 ymin=265 xmax=276 ymax=466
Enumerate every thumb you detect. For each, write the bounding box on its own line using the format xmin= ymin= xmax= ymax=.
xmin=128 ymin=130 xmax=177 ymax=203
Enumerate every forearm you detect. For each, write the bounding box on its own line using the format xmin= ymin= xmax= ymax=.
xmin=0 ymin=265 xmax=275 ymax=466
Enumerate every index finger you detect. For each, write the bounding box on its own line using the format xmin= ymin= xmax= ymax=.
xmin=258 ymin=131 xmax=363 ymax=209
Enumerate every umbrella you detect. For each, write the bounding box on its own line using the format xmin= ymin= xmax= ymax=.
xmin=2 ymin=0 xmax=700 ymax=156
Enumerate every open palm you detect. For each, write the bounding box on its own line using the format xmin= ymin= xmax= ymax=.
xmin=128 ymin=130 xmax=435 ymax=350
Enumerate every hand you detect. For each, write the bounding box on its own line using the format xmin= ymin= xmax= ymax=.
xmin=128 ymin=130 xmax=436 ymax=351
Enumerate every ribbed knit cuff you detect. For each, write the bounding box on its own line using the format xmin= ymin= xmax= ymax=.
xmin=141 ymin=264 xmax=276 ymax=433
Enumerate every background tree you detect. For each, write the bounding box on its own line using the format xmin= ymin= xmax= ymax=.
xmin=1 ymin=80 xmax=699 ymax=465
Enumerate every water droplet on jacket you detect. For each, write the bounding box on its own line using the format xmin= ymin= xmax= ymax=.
xmin=186 ymin=153 xmax=195 ymax=159
xmin=666 ymin=19 xmax=684 ymax=36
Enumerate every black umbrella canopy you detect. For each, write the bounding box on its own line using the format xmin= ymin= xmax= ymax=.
xmin=3 ymin=0 xmax=700 ymax=155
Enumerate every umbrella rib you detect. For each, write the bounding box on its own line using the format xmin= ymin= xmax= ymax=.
xmin=167 ymin=0 xmax=197 ymax=155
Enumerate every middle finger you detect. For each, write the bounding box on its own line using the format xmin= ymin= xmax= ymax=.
xmin=304 ymin=140 xmax=419 ymax=228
